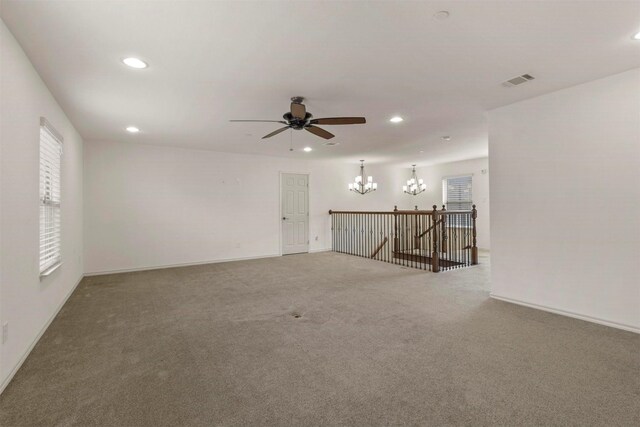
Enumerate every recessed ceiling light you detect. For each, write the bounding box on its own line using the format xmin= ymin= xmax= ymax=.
xmin=390 ymin=116 xmax=404 ymax=123
xmin=122 ymin=57 xmax=148 ymax=69
xmin=126 ymin=126 xmax=140 ymax=133
xmin=433 ymin=11 xmax=450 ymax=20
xmin=303 ymin=147 xmax=312 ymax=152
xmin=442 ymin=136 xmax=451 ymax=142
xmin=633 ymin=32 xmax=640 ymax=40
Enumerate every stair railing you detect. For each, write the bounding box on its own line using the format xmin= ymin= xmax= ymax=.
xmin=329 ymin=205 xmax=478 ymax=272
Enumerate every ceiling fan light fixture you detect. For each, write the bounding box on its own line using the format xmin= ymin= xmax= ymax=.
xmin=122 ymin=57 xmax=148 ymax=69
xmin=390 ymin=116 xmax=404 ymax=123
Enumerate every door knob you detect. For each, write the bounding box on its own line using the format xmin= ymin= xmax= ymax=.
xmin=282 ymin=217 xmax=289 ymax=220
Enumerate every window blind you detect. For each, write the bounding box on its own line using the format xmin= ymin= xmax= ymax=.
xmin=444 ymin=175 xmax=473 ymax=211
xmin=39 ymin=118 xmax=63 ymax=275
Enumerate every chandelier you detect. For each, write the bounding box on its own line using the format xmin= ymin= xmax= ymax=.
xmin=403 ymin=164 xmax=426 ymax=195
xmin=349 ymin=160 xmax=377 ymax=195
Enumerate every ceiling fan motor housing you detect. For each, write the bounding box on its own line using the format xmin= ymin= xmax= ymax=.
xmin=283 ymin=112 xmax=313 ymax=129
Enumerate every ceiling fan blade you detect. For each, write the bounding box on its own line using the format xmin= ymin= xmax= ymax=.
xmin=305 ymin=125 xmax=335 ymax=139
xmin=290 ymin=102 xmax=306 ymax=119
xmin=262 ymin=126 xmax=290 ymax=139
xmin=230 ymin=120 xmax=287 ymax=124
xmin=309 ymin=117 xmax=366 ymax=125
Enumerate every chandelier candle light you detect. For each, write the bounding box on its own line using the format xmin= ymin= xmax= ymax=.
xmin=349 ymin=160 xmax=377 ymax=195
xmin=403 ymin=164 xmax=426 ymax=195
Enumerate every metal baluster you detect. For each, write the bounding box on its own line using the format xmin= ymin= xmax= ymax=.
xmin=356 ymin=213 xmax=359 ymax=257
xmin=341 ymin=213 xmax=344 ymax=254
xmin=402 ymin=214 xmax=407 ymax=268
xmin=367 ymin=213 xmax=370 ymax=258
xmin=330 ymin=212 xmax=333 ymax=252
xmin=453 ymin=212 xmax=457 ymax=269
xmin=420 ymin=212 xmax=424 ymax=270
xmin=353 ymin=213 xmax=357 ymax=257
xmin=362 ymin=213 xmax=366 ymax=258
xmin=336 ymin=213 xmax=340 ymax=253
xmin=389 ymin=213 xmax=391 ymax=264
xmin=347 ymin=213 xmax=350 ymax=255
xmin=353 ymin=213 xmax=356 ymax=256
xmin=360 ymin=213 xmax=363 ymax=257
xmin=365 ymin=213 xmax=368 ymax=258
xmin=352 ymin=213 xmax=356 ymax=256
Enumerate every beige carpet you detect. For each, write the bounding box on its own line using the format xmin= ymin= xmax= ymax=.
xmin=0 ymin=252 xmax=638 ymax=426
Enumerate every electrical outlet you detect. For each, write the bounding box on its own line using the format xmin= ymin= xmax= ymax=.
xmin=2 ymin=322 xmax=8 ymax=344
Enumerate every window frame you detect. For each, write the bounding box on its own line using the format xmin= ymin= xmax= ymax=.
xmin=39 ymin=117 xmax=63 ymax=278
xmin=442 ymin=174 xmax=473 ymax=228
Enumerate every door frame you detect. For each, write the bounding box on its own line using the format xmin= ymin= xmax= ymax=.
xmin=278 ymin=171 xmax=310 ymax=256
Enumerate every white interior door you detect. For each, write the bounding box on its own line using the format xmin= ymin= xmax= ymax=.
xmin=281 ymin=173 xmax=309 ymax=255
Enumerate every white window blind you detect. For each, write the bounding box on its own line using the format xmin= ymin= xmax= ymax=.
xmin=443 ymin=175 xmax=473 ymax=211
xmin=39 ymin=118 xmax=63 ymax=276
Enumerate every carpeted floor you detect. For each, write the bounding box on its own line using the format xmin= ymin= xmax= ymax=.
xmin=0 ymin=252 xmax=638 ymax=426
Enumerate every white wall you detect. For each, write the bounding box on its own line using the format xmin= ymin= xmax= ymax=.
xmin=83 ymin=142 xmax=395 ymax=273
xmin=0 ymin=20 xmax=84 ymax=390
xmin=84 ymin=138 xmax=490 ymax=273
xmin=488 ymin=68 xmax=640 ymax=332
xmin=84 ymin=140 xmax=446 ymax=274
xmin=411 ymin=158 xmax=490 ymax=249
xmin=84 ymin=140 xmax=309 ymax=273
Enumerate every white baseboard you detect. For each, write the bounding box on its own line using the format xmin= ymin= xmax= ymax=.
xmin=84 ymin=253 xmax=286 ymax=276
xmin=309 ymin=248 xmax=331 ymax=253
xmin=0 ymin=273 xmax=85 ymax=395
xmin=490 ymin=293 xmax=639 ymax=334
xmin=85 ymin=250 xmax=338 ymax=277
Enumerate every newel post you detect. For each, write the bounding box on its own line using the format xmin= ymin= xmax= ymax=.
xmin=431 ymin=205 xmax=440 ymax=272
xmin=471 ymin=204 xmax=478 ymax=265
xmin=441 ymin=204 xmax=448 ymax=253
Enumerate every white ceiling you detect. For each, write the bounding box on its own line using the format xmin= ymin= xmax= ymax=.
xmin=2 ymin=0 xmax=639 ymax=165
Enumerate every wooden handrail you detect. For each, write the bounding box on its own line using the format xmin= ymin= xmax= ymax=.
xmin=329 ymin=210 xmax=397 ymax=215
xmin=329 ymin=209 xmax=473 ymax=215
xmin=370 ymin=237 xmax=388 ymax=258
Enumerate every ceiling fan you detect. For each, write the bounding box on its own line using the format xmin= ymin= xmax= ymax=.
xmin=230 ymin=97 xmax=366 ymax=140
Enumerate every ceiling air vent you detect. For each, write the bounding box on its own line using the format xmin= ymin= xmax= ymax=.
xmin=502 ymin=74 xmax=535 ymax=87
